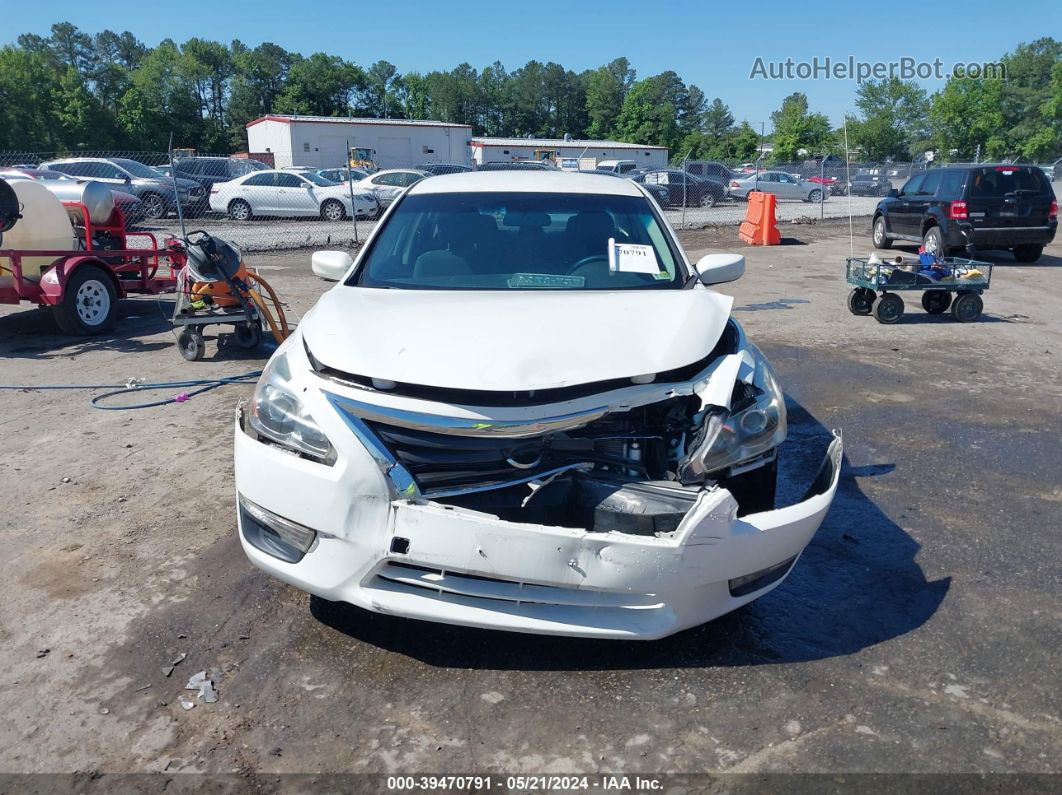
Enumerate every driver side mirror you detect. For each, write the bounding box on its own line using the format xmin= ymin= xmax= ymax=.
xmin=694 ymin=253 xmax=744 ymax=285
xmin=888 ymin=188 xmax=899 ymax=198
xmin=311 ymin=250 xmax=354 ymax=281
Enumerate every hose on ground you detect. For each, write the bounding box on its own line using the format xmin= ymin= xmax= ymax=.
xmin=0 ymin=371 xmax=262 ymax=410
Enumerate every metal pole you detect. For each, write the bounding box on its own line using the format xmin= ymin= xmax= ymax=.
xmin=168 ymin=133 xmax=187 ymax=240
xmin=820 ymin=157 xmax=825 ymax=219
xmin=346 ymin=138 xmax=359 ymax=245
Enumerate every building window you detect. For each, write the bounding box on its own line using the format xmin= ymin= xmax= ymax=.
xmin=422 ymin=146 xmax=434 ymax=154
xmin=303 ymin=142 xmax=310 ymax=152
xmin=503 ymin=150 xmax=509 ymax=155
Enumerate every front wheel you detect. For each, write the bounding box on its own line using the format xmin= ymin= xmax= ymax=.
xmin=53 ymin=266 xmax=118 ymax=335
xmin=142 ymin=193 xmax=166 ymax=219
xmin=873 ymin=293 xmax=904 ymax=324
xmin=808 ymin=188 xmax=824 ymax=203
xmin=873 ymin=216 xmax=892 ymax=249
xmin=320 ymin=199 xmax=346 ymax=221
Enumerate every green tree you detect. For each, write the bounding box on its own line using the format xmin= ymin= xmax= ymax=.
xmin=848 ymin=78 xmax=928 ymax=160
xmin=584 ymin=57 xmax=635 ymax=138
xmin=274 ymin=53 xmax=362 ymax=117
xmin=769 ymin=92 xmax=832 ymax=162
xmin=0 ymin=46 xmax=63 ymax=150
xmin=929 ymin=78 xmax=1007 ymax=160
xmin=365 ymin=60 xmax=399 ymax=117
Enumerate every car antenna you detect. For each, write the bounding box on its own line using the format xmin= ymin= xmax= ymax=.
xmin=168 ymin=132 xmax=188 ymax=241
xmin=843 ymin=117 xmax=853 ymax=258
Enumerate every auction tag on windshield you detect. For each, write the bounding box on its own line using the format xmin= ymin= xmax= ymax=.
xmin=608 ymin=238 xmax=660 ymax=274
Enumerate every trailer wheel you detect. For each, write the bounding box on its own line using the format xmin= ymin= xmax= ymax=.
xmin=951 ymin=292 xmax=983 ymax=323
xmin=178 ymin=329 xmax=206 ymax=361
xmin=847 ymin=287 xmax=875 ymax=315
xmin=873 ymin=293 xmax=904 ymax=324
xmin=53 ymin=266 xmax=118 ymax=335
xmin=921 ymin=291 xmax=952 ymax=314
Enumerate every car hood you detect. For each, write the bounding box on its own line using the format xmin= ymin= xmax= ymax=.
xmin=302 ymin=287 xmax=734 ymax=392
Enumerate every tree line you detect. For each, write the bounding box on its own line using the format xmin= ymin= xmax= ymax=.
xmin=1 ymin=23 xmax=1059 ymax=165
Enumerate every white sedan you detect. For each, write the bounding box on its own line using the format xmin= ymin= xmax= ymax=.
xmin=234 ymin=171 xmax=842 ymax=639
xmin=209 ymin=170 xmax=378 ymax=221
xmin=729 ymin=170 xmax=826 ymax=202
xmin=353 ymin=169 xmax=429 ymax=209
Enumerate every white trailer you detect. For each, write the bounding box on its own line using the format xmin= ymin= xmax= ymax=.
xmin=246 ymin=116 xmax=474 ymax=170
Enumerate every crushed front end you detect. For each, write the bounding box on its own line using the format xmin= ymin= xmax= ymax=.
xmin=234 ymin=321 xmax=842 ymax=639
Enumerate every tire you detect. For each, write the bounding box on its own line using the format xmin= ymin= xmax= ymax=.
xmin=922 ymin=225 xmax=945 ymax=257
xmin=699 ymin=192 xmax=717 ymax=208
xmin=321 ymin=199 xmax=346 ymax=221
xmin=847 ymin=287 xmax=875 ymax=315
xmin=178 ymin=329 xmax=206 ymax=361
xmin=233 ymin=322 xmax=262 ymax=349
xmin=1012 ymin=244 xmax=1043 ymax=263
xmin=873 ymin=293 xmax=904 ymax=324
xmin=53 ymin=266 xmax=118 ymax=335
xmin=950 ymin=292 xmax=983 ymax=323
xmin=228 ymin=199 xmax=252 ymax=222
xmin=142 ymin=193 xmax=166 ymax=219
xmin=808 ymin=189 xmax=824 ymax=203
xmin=921 ymin=291 xmax=952 ymax=314
xmin=873 ymin=216 xmax=893 ymax=249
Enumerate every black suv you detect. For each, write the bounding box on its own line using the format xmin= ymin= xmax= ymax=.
xmin=872 ymin=165 xmax=1057 ymax=263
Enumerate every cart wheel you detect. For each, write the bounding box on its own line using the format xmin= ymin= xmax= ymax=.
xmin=847 ymin=287 xmax=875 ymax=315
xmin=921 ymin=291 xmax=952 ymax=314
xmin=873 ymin=293 xmax=904 ymax=324
xmin=950 ymin=292 xmax=983 ymax=323
xmin=233 ymin=323 xmax=263 ymax=349
xmin=178 ymin=329 xmax=206 ymax=361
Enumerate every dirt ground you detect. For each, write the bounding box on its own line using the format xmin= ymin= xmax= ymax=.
xmin=0 ymin=220 xmax=1060 ymax=787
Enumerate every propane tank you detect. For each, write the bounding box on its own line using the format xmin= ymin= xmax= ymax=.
xmin=40 ymin=179 xmax=116 ymax=225
xmin=0 ymin=180 xmax=76 ymax=282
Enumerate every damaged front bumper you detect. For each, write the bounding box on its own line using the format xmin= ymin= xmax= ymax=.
xmin=235 ymin=386 xmax=842 ymax=638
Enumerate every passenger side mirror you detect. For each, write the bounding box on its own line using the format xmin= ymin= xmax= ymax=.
xmin=888 ymin=188 xmax=899 ymax=198
xmin=311 ymin=250 xmax=354 ymax=281
xmin=694 ymin=253 xmax=744 ymax=285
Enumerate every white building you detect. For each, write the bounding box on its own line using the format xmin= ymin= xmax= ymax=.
xmin=471 ymin=137 xmax=669 ymax=169
xmin=245 ymin=115 xmax=473 ymax=169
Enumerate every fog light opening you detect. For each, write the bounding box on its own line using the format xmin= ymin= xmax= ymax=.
xmin=728 ymin=555 xmax=798 ymax=597
xmin=239 ymin=495 xmax=317 ymax=564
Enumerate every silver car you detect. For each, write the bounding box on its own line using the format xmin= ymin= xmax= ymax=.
xmin=730 ymin=171 xmax=826 ymax=203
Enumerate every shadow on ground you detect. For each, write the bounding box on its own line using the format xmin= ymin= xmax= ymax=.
xmin=310 ymin=399 xmax=949 ymax=671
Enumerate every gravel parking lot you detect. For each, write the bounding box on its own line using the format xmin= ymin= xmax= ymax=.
xmin=1 ymin=223 xmax=1059 ymax=785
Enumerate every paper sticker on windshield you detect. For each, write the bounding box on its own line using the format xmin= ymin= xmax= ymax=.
xmin=608 ymin=238 xmax=660 ymax=274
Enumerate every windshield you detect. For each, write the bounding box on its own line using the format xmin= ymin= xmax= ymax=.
xmin=236 ymin=159 xmax=268 ymax=175
xmin=113 ymin=158 xmax=165 ymax=179
xmin=352 ymin=192 xmax=686 ymax=291
xmin=302 ymin=172 xmax=338 ymax=187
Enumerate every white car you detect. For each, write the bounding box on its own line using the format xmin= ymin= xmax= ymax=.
xmin=730 ymin=170 xmax=826 ymax=202
xmin=209 ymin=170 xmax=378 ymax=221
xmin=354 ymin=169 xmax=429 ymax=209
xmin=234 ymin=171 xmax=841 ymax=640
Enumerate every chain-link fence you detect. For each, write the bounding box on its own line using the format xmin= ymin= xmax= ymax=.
xmin=2 ymin=150 xmax=1059 ymax=249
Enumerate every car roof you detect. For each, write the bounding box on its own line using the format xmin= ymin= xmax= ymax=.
xmin=371 ymin=168 xmax=429 ymax=176
xmin=408 ymin=170 xmax=644 ymax=196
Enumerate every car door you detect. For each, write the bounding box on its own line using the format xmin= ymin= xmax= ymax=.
xmin=774 ymin=172 xmax=802 ymax=199
xmin=756 ymin=172 xmax=779 ymax=197
xmin=238 ymin=172 xmax=277 ymax=214
xmin=906 ymin=170 xmax=942 ymax=233
xmin=82 ymin=161 xmax=127 ymax=189
xmin=891 ymin=173 xmax=926 ymax=236
xmin=275 ymin=172 xmax=318 ymax=217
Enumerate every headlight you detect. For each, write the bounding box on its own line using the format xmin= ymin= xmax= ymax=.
xmin=679 ymin=348 xmax=787 ymax=481
xmin=248 ymin=352 xmax=335 ymax=462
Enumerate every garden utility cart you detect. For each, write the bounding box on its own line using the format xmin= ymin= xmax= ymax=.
xmin=171 ymin=231 xmax=289 ymax=361
xmin=845 ymin=256 xmax=993 ymax=324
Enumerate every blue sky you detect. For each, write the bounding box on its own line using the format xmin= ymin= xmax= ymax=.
xmin=7 ymin=0 xmax=1061 ymax=129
